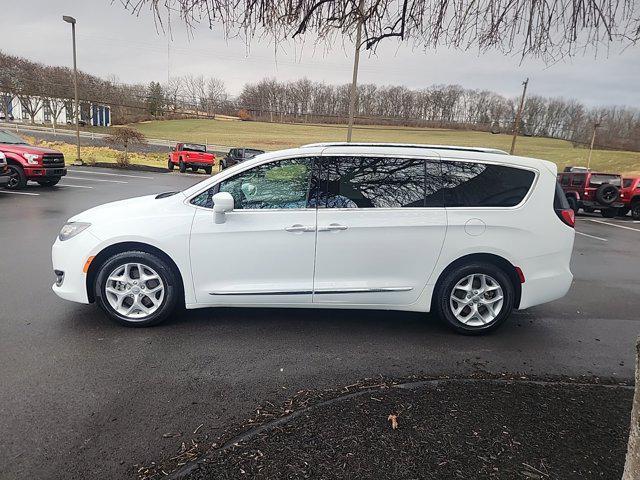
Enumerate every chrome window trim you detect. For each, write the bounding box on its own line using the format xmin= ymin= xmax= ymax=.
xmin=209 ymin=286 xmax=413 ymax=296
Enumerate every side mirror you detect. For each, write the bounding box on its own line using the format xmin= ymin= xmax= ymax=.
xmin=212 ymin=192 xmax=234 ymax=224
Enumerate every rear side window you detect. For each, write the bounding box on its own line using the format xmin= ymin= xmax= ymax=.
xmin=558 ymin=174 xmax=570 ymax=186
xmin=442 ymin=161 xmax=535 ymax=207
xmin=571 ymin=174 xmax=585 ymax=186
xmin=318 ymin=157 xmax=443 ymax=208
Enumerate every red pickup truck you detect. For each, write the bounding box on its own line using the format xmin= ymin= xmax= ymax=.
xmin=0 ymin=129 xmax=66 ymax=189
xmin=168 ymin=143 xmax=215 ymax=174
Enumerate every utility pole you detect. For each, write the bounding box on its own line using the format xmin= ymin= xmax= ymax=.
xmin=63 ymin=15 xmax=82 ymax=165
xmin=346 ymin=0 xmax=365 ymax=142
xmin=587 ymin=122 xmax=602 ymax=170
xmin=510 ymin=77 xmax=529 ymax=155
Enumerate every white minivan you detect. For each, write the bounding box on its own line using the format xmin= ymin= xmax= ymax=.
xmin=52 ymin=143 xmax=575 ymax=334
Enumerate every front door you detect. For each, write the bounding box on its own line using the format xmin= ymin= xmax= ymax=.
xmin=312 ymin=154 xmax=447 ymax=306
xmin=190 ymin=156 xmax=318 ymax=305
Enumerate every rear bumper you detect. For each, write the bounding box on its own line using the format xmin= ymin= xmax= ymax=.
xmin=517 ymin=251 xmax=574 ymax=310
xmin=581 ymin=200 xmax=623 ymax=209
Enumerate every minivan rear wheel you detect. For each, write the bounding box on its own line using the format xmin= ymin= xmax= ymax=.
xmin=95 ymin=251 xmax=179 ymax=327
xmin=435 ymin=262 xmax=515 ymax=335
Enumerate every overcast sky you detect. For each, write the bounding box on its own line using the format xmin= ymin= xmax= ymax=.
xmin=3 ymin=0 xmax=639 ymax=108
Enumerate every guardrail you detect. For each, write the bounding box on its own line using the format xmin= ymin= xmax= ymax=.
xmin=0 ymin=121 xmax=235 ymax=155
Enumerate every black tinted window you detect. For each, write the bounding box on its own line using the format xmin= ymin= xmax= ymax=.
xmin=554 ymin=182 xmax=570 ymax=209
xmin=442 ymin=161 xmax=535 ymax=207
xmin=318 ymin=157 xmax=442 ymax=208
xmin=558 ymin=174 xmax=570 ymax=186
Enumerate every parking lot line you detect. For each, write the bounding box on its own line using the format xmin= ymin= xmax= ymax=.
xmin=59 ymin=184 xmax=94 ymax=189
xmin=588 ymin=219 xmax=640 ymax=233
xmin=0 ymin=190 xmax=40 ymax=196
xmin=65 ymin=176 xmax=128 ymax=184
xmin=575 ymin=231 xmax=608 ymax=242
xmin=66 ymin=169 xmax=154 ymax=179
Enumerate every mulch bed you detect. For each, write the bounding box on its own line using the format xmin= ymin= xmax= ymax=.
xmin=141 ymin=377 xmax=634 ymax=480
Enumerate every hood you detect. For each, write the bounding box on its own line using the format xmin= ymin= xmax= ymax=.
xmin=68 ymin=192 xmax=186 ymax=223
xmin=0 ymin=143 xmax=64 ymax=155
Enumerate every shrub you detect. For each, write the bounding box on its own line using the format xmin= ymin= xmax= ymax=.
xmin=238 ymin=109 xmax=253 ymax=121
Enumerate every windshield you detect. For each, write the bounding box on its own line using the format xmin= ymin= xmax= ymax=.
xmin=182 ymin=143 xmax=206 ymax=153
xmin=0 ymin=130 xmax=27 ymax=145
xmin=589 ymin=174 xmax=621 ymax=187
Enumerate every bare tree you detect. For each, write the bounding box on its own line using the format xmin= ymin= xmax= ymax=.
xmin=105 ymin=127 xmax=147 ymax=166
xmin=121 ymin=1 xmax=639 ymax=60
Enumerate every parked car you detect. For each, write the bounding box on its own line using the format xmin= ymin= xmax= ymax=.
xmin=168 ymin=143 xmax=216 ymax=174
xmin=0 ymin=113 xmax=15 ymax=121
xmin=620 ymin=177 xmax=640 ymax=219
xmin=66 ymin=119 xmax=87 ymax=127
xmin=221 ymin=147 xmax=265 ymax=170
xmin=0 ymin=129 xmax=66 ymax=189
xmin=557 ymin=169 xmax=623 ymax=217
xmin=0 ymin=151 xmax=9 ymax=188
xmin=52 ymin=143 xmax=574 ymax=335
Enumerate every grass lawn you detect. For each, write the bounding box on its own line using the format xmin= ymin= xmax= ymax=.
xmin=130 ymin=118 xmax=640 ymax=175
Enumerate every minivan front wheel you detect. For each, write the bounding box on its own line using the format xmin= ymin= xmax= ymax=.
xmin=95 ymin=251 xmax=179 ymax=327
xmin=435 ymin=262 xmax=515 ymax=335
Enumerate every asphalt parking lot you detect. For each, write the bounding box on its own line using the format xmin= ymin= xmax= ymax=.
xmin=1 ymin=166 xmax=639 ymax=479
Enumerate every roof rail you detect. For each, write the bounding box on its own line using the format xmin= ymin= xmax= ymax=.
xmin=300 ymin=142 xmax=509 ymax=155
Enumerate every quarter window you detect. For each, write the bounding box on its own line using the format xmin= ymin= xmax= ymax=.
xmin=442 ymin=161 xmax=535 ymax=207
xmin=319 ymin=157 xmax=442 ymax=208
xmin=571 ymin=174 xmax=585 ymax=186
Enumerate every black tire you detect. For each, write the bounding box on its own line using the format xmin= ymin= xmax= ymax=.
xmin=178 ymin=159 xmax=186 ymax=173
xmin=566 ymin=196 xmax=579 ymax=214
xmin=204 ymin=166 xmax=212 ymax=175
xmin=191 ymin=166 xmax=199 ymax=173
xmin=37 ymin=179 xmax=60 ymax=187
xmin=631 ymin=202 xmax=640 ymax=221
xmin=618 ymin=207 xmax=630 ymax=217
xmin=6 ymin=164 xmax=27 ymax=190
xmin=601 ymin=208 xmax=617 ymax=218
xmin=167 ymin=158 xmax=175 ymax=171
xmin=94 ymin=251 xmax=179 ymax=327
xmin=435 ymin=262 xmax=515 ymax=335
xmin=595 ymin=184 xmax=619 ymax=205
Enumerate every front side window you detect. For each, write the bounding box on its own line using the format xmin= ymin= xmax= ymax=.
xmin=191 ymin=158 xmax=316 ymax=209
xmin=442 ymin=161 xmax=535 ymax=207
xmin=220 ymin=158 xmax=314 ymax=209
xmin=622 ymin=179 xmax=633 ymax=188
xmin=319 ymin=157 xmax=442 ymax=208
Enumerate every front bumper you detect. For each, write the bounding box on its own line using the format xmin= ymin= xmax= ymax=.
xmin=51 ymin=229 xmax=102 ymax=304
xmin=25 ymin=166 xmax=67 ymax=179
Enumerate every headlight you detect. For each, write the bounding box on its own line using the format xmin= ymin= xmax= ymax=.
xmin=58 ymin=222 xmax=91 ymax=241
xmin=23 ymin=153 xmax=40 ymax=165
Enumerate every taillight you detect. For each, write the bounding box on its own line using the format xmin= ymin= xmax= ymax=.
xmin=558 ymin=208 xmax=575 ymax=228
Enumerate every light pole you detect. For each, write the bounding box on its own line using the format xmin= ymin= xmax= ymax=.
xmin=586 ymin=122 xmax=601 ymax=170
xmin=63 ymin=15 xmax=82 ymax=165
xmin=346 ymin=0 xmax=365 ymax=142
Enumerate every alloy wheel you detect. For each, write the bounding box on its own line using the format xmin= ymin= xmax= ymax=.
xmin=449 ymin=273 xmax=504 ymax=327
xmin=105 ymin=263 xmax=165 ymax=320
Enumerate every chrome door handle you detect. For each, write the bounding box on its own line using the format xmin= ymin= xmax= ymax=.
xmin=318 ymin=223 xmax=348 ymax=232
xmin=285 ymin=224 xmax=315 ymax=233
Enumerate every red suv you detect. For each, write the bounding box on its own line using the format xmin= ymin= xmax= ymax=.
xmin=620 ymin=177 xmax=640 ymax=219
xmin=0 ymin=129 xmax=66 ymax=189
xmin=557 ymin=167 xmax=622 ymax=218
